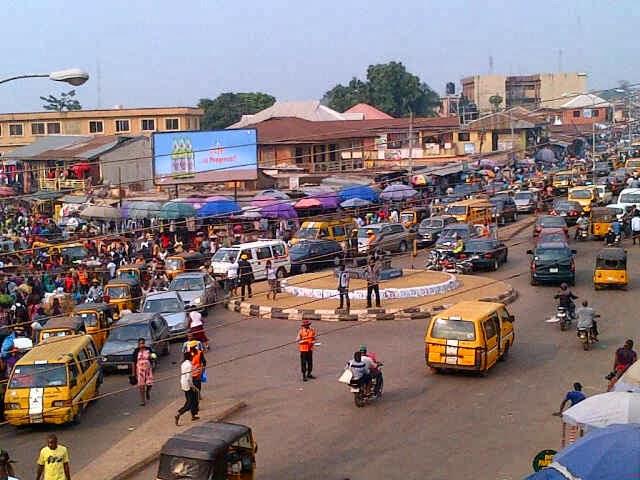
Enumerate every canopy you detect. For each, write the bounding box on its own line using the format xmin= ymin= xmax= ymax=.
xmin=197 ymin=199 xmax=241 ymax=218
xmin=260 ymin=202 xmax=298 ymax=219
xmin=340 ymin=197 xmax=371 ymax=208
xmin=380 ymin=184 xmax=418 ymax=201
xmin=121 ymin=201 xmax=162 ymax=219
xmin=235 ymin=207 xmax=262 ymax=219
xmin=251 ymin=195 xmax=280 ymax=207
xmin=338 ymin=185 xmax=379 ymax=202
xmin=294 ymin=198 xmax=322 ymax=209
xmin=0 ymin=186 xmax=15 ymax=197
xmin=536 ymin=147 xmax=557 ymax=163
xmin=562 ymin=392 xmax=640 ymax=429
xmin=614 ymin=361 xmax=640 ymax=393
xmin=257 ymin=189 xmax=289 ymax=200
xmin=205 ymin=195 xmax=233 ymax=202
xmin=69 ymin=162 xmax=92 ymax=178
xmin=80 ymin=205 xmax=122 ymax=220
xmin=159 ymin=201 xmax=197 ymax=220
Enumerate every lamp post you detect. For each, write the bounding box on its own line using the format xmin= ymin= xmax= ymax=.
xmin=0 ymin=68 xmax=89 ymax=86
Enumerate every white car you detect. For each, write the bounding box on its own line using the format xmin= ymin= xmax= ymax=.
xmin=617 ymin=188 xmax=640 ymax=209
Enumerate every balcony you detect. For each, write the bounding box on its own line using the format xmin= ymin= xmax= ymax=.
xmin=39 ymin=177 xmax=90 ymax=192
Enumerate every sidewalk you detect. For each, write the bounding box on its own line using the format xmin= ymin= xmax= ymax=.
xmin=75 ymin=396 xmax=245 ymax=480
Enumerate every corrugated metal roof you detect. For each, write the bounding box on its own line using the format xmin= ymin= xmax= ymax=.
xmin=13 ymin=135 xmax=135 ymax=161
xmin=231 ymin=101 xmax=349 ymax=128
xmin=561 ymin=93 xmax=610 ymax=109
xmin=5 ymin=136 xmax=91 ymax=159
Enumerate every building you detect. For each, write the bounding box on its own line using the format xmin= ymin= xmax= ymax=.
xmin=0 ymin=107 xmax=203 ymax=155
xmin=343 ymin=103 xmax=393 ymax=119
xmin=230 ymin=100 xmax=363 ymax=128
xmin=556 ymin=93 xmax=612 ymax=126
xmin=461 ymin=73 xmax=588 ymax=112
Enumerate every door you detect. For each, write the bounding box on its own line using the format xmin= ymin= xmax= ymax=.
xmin=492 ymin=132 xmax=499 ymax=151
xmin=496 ymin=307 xmax=514 ymax=350
xmin=482 ymin=315 xmax=500 ymax=369
xmin=204 ymin=275 xmax=217 ymax=305
xmin=252 ymin=246 xmax=272 ymax=280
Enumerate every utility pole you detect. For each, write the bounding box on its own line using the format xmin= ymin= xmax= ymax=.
xmin=629 ymin=93 xmax=633 ymax=145
xmin=118 ymin=166 xmax=122 ymax=208
xmin=408 ymin=110 xmax=414 ymax=177
xmin=592 ymin=99 xmax=597 ymax=185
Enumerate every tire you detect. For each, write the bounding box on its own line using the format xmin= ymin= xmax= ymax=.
xmin=530 ymin=276 xmax=538 ymax=286
xmin=493 ymin=259 xmax=500 ymax=271
xmin=377 ymin=376 xmax=384 ymax=395
xmin=72 ymin=404 xmax=83 ymax=425
xmin=276 ymin=267 xmax=287 ymax=279
xmin=163 ymin=341 xmax=170 ymax=356
xmin=583 ymin=340 xmax=590 ymax=351
xmin=513 ymin=212 xmax=518 ymax=222
xmin=499 ymin=341 xmax=510 ymax=361
xmin=569 ymin=278 xmax=575 ymax=287
xmin=299 ymin=263 xmax=308 ymax=274
xmin=399 ymin=241 xmax=408 ymax=253
xmin=354 ymin=391 xmax=365 ymax=408
xmin=560 ymin=320 xmax=568 ymax=331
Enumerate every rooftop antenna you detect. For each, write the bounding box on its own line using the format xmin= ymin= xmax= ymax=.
xmin=96 ymin=58 xmax=102 ymax=109
xmin=489 ymin=55 xmax=494 ymax=74
xmin=558 ymin=49 xmax=563 ymax=72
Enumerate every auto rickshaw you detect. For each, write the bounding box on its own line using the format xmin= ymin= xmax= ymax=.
xmin=400 ymin=207 xmax=430 ymax=231
xmin=104 ymin=277 xmax=142 ymax=320
xmin=37 ymin=316 xmax=85 ymax=344
xmin=157 ymin=422 xmax=257 ymax=480
xmin=73 ymin=302 xmax=114 ymax=350
xmin=590 ymin=207 xmax=616 ymax=239
xmin=593 ymin=247 xmax=628 ymax=290
xmin=165 ymin=252 xmax=206 ymax=280
xmin=116 ymin=263 xmax=150 ymax=285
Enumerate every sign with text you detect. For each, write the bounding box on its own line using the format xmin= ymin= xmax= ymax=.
xmin=532 ymin=449 xmax=557 ymax=472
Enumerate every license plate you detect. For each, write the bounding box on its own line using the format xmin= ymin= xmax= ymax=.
xmin=549 ymin=267 xmax=558 ymax=273
xmin=350 ymin=387 xmax=360 ymax=393
xmin=445 ymin=356 xmax=458 ymax=365
xmin=116 ymin=364 xmax=129 ymax=370
xmin=560 ymin=212 xmax=567 ymax=216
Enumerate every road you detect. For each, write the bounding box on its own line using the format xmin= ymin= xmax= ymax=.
xmin=7 ymin=218 xmax=640 ymax=480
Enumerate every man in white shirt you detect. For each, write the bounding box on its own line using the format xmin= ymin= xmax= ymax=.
xmin=337 ymin=263 xmax=350 ymax=311
xmin=632 ymin=213 xmax=640 ymax=245
xmin=175 ymin=351 xmax=199 ymax=425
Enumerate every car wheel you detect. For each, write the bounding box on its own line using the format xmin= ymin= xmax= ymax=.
xmin=513 ymin=212 xmax=518 ymax=222
xmin=493 ymin=258 xmax=500 ymax=271
xmin=499 ymin=341 xmax=510 ymax=361
xmin=276 ymin=267 xmax=287 ymax=279
xmin=299 ymin=263 xmax=308 ymax=274
xmin=569 ymin=277 xmax=576 ymax=287
xmin=530 ymin=276 xmax=538 ymax=286
xmin=164 ymin=341 xmax=170 ymax=356
xmin=399 ymin=241 xmax=408 ymax=253
xmin=72 ymin=404 xmax=83 ymax=425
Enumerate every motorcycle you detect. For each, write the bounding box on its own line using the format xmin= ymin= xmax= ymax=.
xmin=577 ymin=314 xmax=600 ymax=351
xmin=556 ymin=305 xmax=573 ymax=331
xmin=606 ymin=233 xmax=621 ymax=247
xmin=576 ymin=224 xmax=589 ymax=241
xmin=425 ymin=250 xmax=473 ymax=275
xmin=340 ymin=365 xmax=384 ymax=407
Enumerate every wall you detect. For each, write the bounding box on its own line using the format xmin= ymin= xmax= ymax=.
xmin=461 ymin=75 xmax=506 ymax=112
xmin=561 ymin=106 xmax=609 ymax=125
xmin=539 ymin=73 xmax=588 ymax=108
xmin=99 ymin=137 xmax=153 ymax=191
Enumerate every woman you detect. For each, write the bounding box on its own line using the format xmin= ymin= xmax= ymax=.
xmin=131 ymin=338 xmax=154 ymax=406
xmin=188 ymin=311 xmax=209 ymax=350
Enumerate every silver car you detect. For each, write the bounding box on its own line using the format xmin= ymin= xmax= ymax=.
xmin=142 ymin=290 xmax=189 ymax=338
xmin=357 ymin=223 xmax=414 ymax=254
xmin=514 ymin=190 xmax=539 ymax=213
xmin=169 ymin=272 xmax=217 ymax=314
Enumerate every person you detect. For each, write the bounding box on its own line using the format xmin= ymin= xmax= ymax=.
xmin=36 ymin=434 xmax=70 ymax=480
xmin=296 ymin=320 xmax=316 ymax=381
xmin=337 ymin=263 xmax=350 ymax=311
xmin=607 ymin=339 xmax=638 ymax=380
xmin=237 ymin=254 xmax=253 ymax=301
xmin=347 ymin=351 xmax=370 ymax=387
xmin=175 ymin=351 xmax=199 ymax=425
xmin=366 ymin=229 xmax=377 ymax=253
xmin=190 ymin=346 xmax=206 ymax=415
xmin=359 ymin=345 xmax=382 ymax=396
xmin=452 ymin=234 xmax=464 ymax=255
xmin=0 ymin=449 xmax=17 ymax=480
xmin=556 ymin=382 xmax=586 ymax=415
xmin=574 ymin=213 xmax=589 ymax=240
xmin=554 ymin=283 xmax=577 ymax=318
xmin=86 ymin=279 xmax=102 ymax=303
xmin=365 ymin=259 xmax=381 ymax=309
xmin=389 ymin=208 xmax=399 ymax=223
xmin=265 ymin=260 xmax=278 ymax=300
xmin=226 ymin=261 xmax=238 ymax=297
xmin=131 ymin=338 xmax=154 ymax=406
xmin=188 ymin=311 xmax=208 ymax=350
xmin=612 ymin=218 xmax=622 ymax=238
xmin=575 ymin=300 xmax=598 ymax=340
xmin=604 ymin=227 xmax=617 ymax=245
xmin=348 ymin=230 xmax=359 ymax=265
xmin=631 ymin=213 xmax=640 ymax=245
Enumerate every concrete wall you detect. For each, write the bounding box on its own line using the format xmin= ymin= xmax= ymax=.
xmin=99 ymin=137 xmax=153 ymax=191
xmin=561 ymin=106 xmax=609 ymax=125
xmin=461 ymin=75 xmax=506 ymax=113
xmin=539 ymin=73 xmax=588 ymax=108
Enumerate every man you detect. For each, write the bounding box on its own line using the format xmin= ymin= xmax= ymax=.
xmin=452 ymin=234 xmax=464 ymax=255
xmin=576 ymin=300 xmax=598 ymax=340
xmin=296 ymin=320 xmax=316 ymax=381
xmin=604 ymin=227 xmax=617 ymax=246
xmin=0 ymin=450 xmax=16 ymax=480
xmin=556 ymin=382 xmax=586 ymax=415
xmin=175 ymin=351 xmax=199 ymax=426
xmin=365 ymin=259 xmax=381 ymax=309
xmin=574 ymin=213 xmax=589 ymax=240
xmin=86 ymin=279 xmax=102 ymax=303
xmin=36 ymin=434 xmax=70 ymax=480
xmin=347 ymin=351 xmax=370 ymax=386
xmin=359 ymin=345 xmax=382 ymax=396
xmin=237 ymin=254 xmax=253 ymax=301
xmin=631 ymin=213 xmax=640 ymax=245
xmin=608 ymin=339 xmax=638 ymax=380
xmin=554 ymin=283 xmax=577 ymax=318
xmin=337 ymin=264 xmax=350 ymax=312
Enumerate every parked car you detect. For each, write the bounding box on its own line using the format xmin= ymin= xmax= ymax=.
xmin=527 ymin=242 xmax=577 ymax=286
xmin=484 ymin=181 xmax=510 ymax=197
xmin=533 ymin=215 xmax=568 ymax=237
xmin=290 ymin=240 xmax=343 ymax=274
xmin=550 ymin=200 xmax=583 ymax=225
xmin=100 ymin=312 xmax=170 ymax=373
xmin=461 ymin=238 xmax=508 ymax=271
xmin=141 ymin=290 xmax=189 ymax=338
xmin=593 ymin=161 xmax=611 ymax=177
xmin=357 ymin=223 xmax=414 ymax=254
xmin=490 ymin=196 xmax=518 ymax=224
xmin=594 ymin=185 xmax=613 ymax=205
xmin=416 ymin=216 xmax=458 ymax=247
xmin=435 ymin=223 xmax=478 ymax=249
xmin=169 ymin=272 xmax=217 ymax=314
xmin=536 ymin=227 xmax=570 ymax=246
xmin=514 ymin=190 xmax=539 ymax=213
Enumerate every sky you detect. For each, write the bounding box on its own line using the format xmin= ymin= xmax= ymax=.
xmin=1 ymin=0 xmax=637 ymax=112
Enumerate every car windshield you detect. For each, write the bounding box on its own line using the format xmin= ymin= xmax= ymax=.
xmin=440 ymin=228 xmax=467 ymax=240
xmin=514 ymin=192 xmax=532 ymax=200
xmin=105 ymin=286 xmax=130 ymax=299
xmin=212 ymin=249 xmax=239 ymax=263
xmin=619 ymin=193 xmax=640 ymax=204
xmin=570 ymin=190 xmax=592 ymax=199
xmin=296 ymin=228 xmax=319 ymax=239
xmin=170 ymin=277 xmax=204 ymax=291
xmin=61 ymin=246 xmax=87 ymax=259
xmin=116 ymin=270 xmax=139 ymax=281
xmin=553 ymin=201 xmax=578 ymax=210
xmin=431 ymin=318 xmax=476 ymax=341
xmin=534 ymin=248 xmax=571 ymax=261
xmin=144 ymin=298 xmax=182 ymax=313
xmin=358 ymin=228 xmax=380 ymax=238
xmin=420 ymin=219 xmax=444 ymax=229
xmin=75 ymin=312 xmax=98 ymax=327
xmin=445 ymin=205 xmax=468 ymax=215
xmin=539 ymin=217 xmax=566 ymax=228
xmin=109 ymin=323 xmax=150 ymax=342
xmin=165 ymin=258 xmax=182 ymax=270
xmin=556 ymin=174 xmax=572 ymax=181
xmin=10 ymin=363 xmax=67 ymax=388
xmin=539 ymin=233 xmax=566 ymax=243
xmin=464 ymin=240 xmax=493 ymax=252
xmin=290 ymin=244 xmax=311 ymax=255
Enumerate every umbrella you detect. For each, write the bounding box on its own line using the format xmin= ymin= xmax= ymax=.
xmin=338 ymin=185 xmax=379 ymax=202
xmin=121 ymin=201 xmax=162 ymax=219
xmin=0 ymin=186 xmax=15 ymax=197
xmin=524 ymin=469 xmax=566 ymax=480
xmin=294 ymin=198 xmax=322 ymax=209
xmin=260 ymin=202 xmax=298 ymax=219
xmin=69 ymin=162 xmax=92 ymax=178
xmin=311 ymin=192 xmax=340 ymax=209
xmin=614 ymin=361 xmax=640 ymax=392
xmin=205 ymin=195 xmax=233 ymax=202
xmin=197 ymin=199 xmax=241 ymax=218
xmin=563 ymin=392 xmax=640 ymax=429
xmin=159 ymin=201 xmax=197 ymax=220
xmin=533 ymin=424 xmax=640 ymax=479
xmin=340 ymin=197 xmax=371 ymax=208
xmin=257 ymin=189 xmax=289 ymax=200
xmin=536 ymin=147 xmax=557 ymax=163
xmin=410 ymin=174 xmax=428 ymax=186
xmin=235 ymin=207 xmax=262 ymax=219
xmin=380 ymin=184 xmax=418 ymax=201
xmin=251 ymin=195 xmax=280 ymax=207
xmin=80 ymin=205 xmax=122 ymax=220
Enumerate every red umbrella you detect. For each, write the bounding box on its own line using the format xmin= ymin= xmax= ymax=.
xmin=294 ymin=198 xmax=322 ymax=209
xmin=70 ymin=162 xmax=92 ymax=178
xmin=0 ymin=186 xmax=15 ymax=197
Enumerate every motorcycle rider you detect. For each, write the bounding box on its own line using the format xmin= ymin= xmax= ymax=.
xmin=452 ymin=234 xmax=465 ymax=256
xmin=575 ymin=300 xmax=598 ymax=341
xmin=604 ymin=227 xmax=618 ymax=246
xmin=554 ymin=283 xmax=577 ymax=319
xmin=359 ymin=345 xmax=382 ymax=396
xmin=347 ymin=351 xmax=370 ymax=387
xmin=86 ymin=278 xmax=103 ymax=303
xmin=574 ymin=213 xmax=589 ymax=240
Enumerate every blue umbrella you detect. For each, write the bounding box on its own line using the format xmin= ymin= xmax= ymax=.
xmin=260 ymin=202 xmax=298 ymax=219
xmin=380 ymin=184 xmax=418 ymax=201
xmin=339 ymin=185 xmax=379 ymax=202
xmin=197 ymin=199 xmax=241 ymax=218
xmin=524 ymin=469 xmax=566 ymax=480
xmin=159 ymin=201 xmax=196 ymax=220
xmin=340 ymin=197 xmax=371 ymax=208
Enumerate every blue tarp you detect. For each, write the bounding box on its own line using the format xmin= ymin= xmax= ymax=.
xmin=339 ymin=185 xmax=379 ymax=202
xmin=197 ymin=199 xmax=241 ymax=218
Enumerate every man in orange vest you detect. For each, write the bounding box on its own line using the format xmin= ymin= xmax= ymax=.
xmin=296 ymin=320 xmax=316 ymax=381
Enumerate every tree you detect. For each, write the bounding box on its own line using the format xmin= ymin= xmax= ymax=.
xmin=322 ymin=61 xmax=440 ymax=117
xmin=198 ymin=92 xmax=276 ymax=130
xmin=489 ymin=93 xmax=503 ymax=112
xmin=40 ymin=90 xmax=82 ymax=111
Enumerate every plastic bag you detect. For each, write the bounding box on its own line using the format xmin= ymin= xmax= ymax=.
xmin=338 ymin=368 xmax=353 ymax=384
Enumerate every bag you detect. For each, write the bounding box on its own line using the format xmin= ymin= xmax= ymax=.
xmin=201 ymin=370 xmax=208 ymax=383
xmin=128 ymin=375 xmax=138 ymax=386
xmin=338 ymin=368 xmax=353 ymax=384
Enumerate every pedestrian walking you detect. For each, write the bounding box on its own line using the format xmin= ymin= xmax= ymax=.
xmin=337 ymin=263 xmax=350 ymax=311
xmin=365 ymin=259 xmax=381 ymax=308
xmin=265 ymin=260 xmax=278 ymax=300
xmin=36 ymin=434 xmax=70 ymax=480
xmin=555 ymin=382 xmax=586 ymax=415
xmin=175 ymin=351 xmax=199 ymax=426
xmin=190 ymin=346 xmax=206 ymax=414
xmin=631 ymin=213 xmax=640 ymax=245
xmin=237 ymin=254 xmax=254 ymax=301
xmin=297 ymin=320 xmax=316 ymax=381
xmin=226 ymin=260 xmax=238 ymax=297
xmin=131 ymin=338 xmax=154 ymax=406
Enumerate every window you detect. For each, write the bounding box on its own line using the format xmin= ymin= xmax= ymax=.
xmin=141 ymin=119 xmax=155 ymax=131
xmin=76 ymin=349 xmax=89 ymax=372
xmin=256 ymin=246 xmax=272 ymax=260
xmin=272 ymin=243 xmax=285 ymax=257
xmin=89 ymin=121 xmax=104 ymax=133
xmin=31 ymin=123 xmax=45 ymax=135
xmin=165 ymin=118 xmax=179 ymax=130
xmin=85 ymin=341 xmax=98 ymax=361
xmin=115 ymin=119 xmax=130 ymax=132
xmin=318 ymin=228 xmax=329 ymax=238
xmin=458 ymin=132 xmax=470 ymax=141
xmin=573 ymin=110 xmax=581 ymax=118
xmin=483 ymin=316 xmax=498 ymax=340
xmin=9 ymin=124 xmax=23 ymax=136
xmin=68 ymin=361 xmax=79 ymax=383
xmin=47 ymin=122 xmax=61 ymax=134
xmin=240 ymin=249 xmax=253 ymax=260
xmin=332 ymin=225 xmax=345 ymax=237
xmin=592 ymin=109 xmax=599 ymax=117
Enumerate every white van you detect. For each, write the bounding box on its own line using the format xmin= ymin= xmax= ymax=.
xmin=211 ymin=240 xmax=291 ymax=281
xmin=617 ymin=188 xmax=640 ymax=209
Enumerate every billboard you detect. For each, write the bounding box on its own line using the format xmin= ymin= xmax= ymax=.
xmin=152 ymin=129 xmax=257 ymax=185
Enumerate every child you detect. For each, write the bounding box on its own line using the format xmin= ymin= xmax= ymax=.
xmin=265 ymin=260 xmax=278 ymax=300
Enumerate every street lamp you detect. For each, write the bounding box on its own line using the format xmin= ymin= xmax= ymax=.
xmin=0 ymin=68 xmax=89 ymax=86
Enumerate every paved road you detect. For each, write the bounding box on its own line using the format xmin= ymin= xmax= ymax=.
xmin=8 ymin=218 xmax=640 ymax=479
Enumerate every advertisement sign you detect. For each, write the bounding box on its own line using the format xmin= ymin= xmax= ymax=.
xmin=532 ymin=449 xmax=557 ymax=472
xmin=153 ymin=129 xmax=257 ymax=185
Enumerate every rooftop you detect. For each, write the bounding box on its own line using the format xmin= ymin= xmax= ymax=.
xmin=560 ymin=93 xmax=610 ymax=109
xmin=0 ymin=106 xmax=203 ymax=120
xmin=343 ymin=103 xmax=393 ymax=120
xmin=5 ymin=135 xmax=135 ymax=161
xmin=230 ymin=100 xmax=361 ymax=128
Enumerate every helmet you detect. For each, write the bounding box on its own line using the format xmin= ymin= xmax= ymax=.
xmin=359 ymin=344 xmax=367 ymax=353
xmin=241 ymin=254 xmax=248 ymax=260
xmin=560 ymin=283 xmax=568 ymax=290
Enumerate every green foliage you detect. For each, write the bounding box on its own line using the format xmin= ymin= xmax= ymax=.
xmin=198 ymin=92 xmax=276 ymax=130
xmin=40 ymin=90 xmax=82 ymax=111
xmin=489 ymin=93 xmax=503 ymax=112
xmin=322 ymin=61 xmax=440 ymax=117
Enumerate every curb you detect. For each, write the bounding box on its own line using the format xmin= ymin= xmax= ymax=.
xmin=111 ymin=401 xmax=246 ymax=480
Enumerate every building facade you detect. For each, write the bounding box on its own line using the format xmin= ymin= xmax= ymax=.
xmin=0 ymin=107 xmax=203 ymax=155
